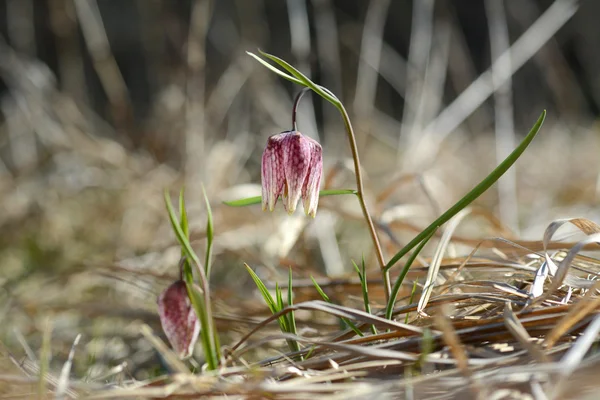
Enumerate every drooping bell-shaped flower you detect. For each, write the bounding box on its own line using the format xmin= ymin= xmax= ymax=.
xmin=261 ymin=130 xmax=323 ymax=217
xmin=157 ymin=280 xmax=200 ymax=359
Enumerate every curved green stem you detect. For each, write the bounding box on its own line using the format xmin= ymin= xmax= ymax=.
xmin=337 ymin=102 xmax=391 ymax=301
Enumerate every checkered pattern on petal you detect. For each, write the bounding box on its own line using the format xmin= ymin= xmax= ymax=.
xmin=157 ymin=281 xmax=200 ymax=359
xmin=302 ymin=137 xmax=323 ymax=217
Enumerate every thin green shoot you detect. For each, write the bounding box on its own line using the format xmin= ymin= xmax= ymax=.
xmin=310 ymin=276 xmax=363 ymax=337
xmin=385 ymin=230 xmax=435 ymax=320
xmin=178 ymin=190 xmax=193 ymax=282
xmin=352 ymin=257 xmax=376 ymax=335
xmin=287 ymin=268 xmax=298 ymax=344
xmin=405 ymin=279 xmax=419 ymax=325
xmin=202 ymin=185 xmax=214 ymax=279
xmin=244 ymin=264 xmax=301 ymax=355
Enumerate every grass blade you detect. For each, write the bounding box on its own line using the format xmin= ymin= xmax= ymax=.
xmin=353 ymin=258 xmax=376 ymax=334
xmin=245 ymin=264 xmax=277 ymax=314
xmin=287 ymin=269 xmax=298 ymax=338
xmin=385 ymin=110 xmax=546 ymax=272
xmin=202 ymin=185 xmax=214 ymax=279
xmin=310 ymin=276 xmax=331 ymax=302
xmin=185 ymin=282 xmax=218 ymax=370
xmin=405 ymin=279 xmax=419 ymax=324
xmin=178 ymin=189 xmax=193 ymax=282
xmin=385 ymin=230 xmax=436 ymax=320
xmin=223 ymin=189 xmax=357 ymax=207
xmin=164 ymin=190 xmax=201 ymax=267
xmin=310 ymin=276 xmax=364 ymax=337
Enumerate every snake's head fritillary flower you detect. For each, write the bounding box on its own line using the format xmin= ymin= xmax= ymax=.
xmin=157 ymin=280 xmax=200 ymax=359
xmin=261 ymin=130 xmax=323 ymax=217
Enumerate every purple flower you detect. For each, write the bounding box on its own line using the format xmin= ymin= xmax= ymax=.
xmin=157 ymin=280 xmax=200 ymax=359
xmin=261 ymin=130 xmax=323 ymax=217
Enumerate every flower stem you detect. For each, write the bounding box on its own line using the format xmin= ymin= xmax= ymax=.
xmin=292 ymin=86 xmax=390 ymax=301
xmin=292 ymin=87 xmax=311 ymax=131
xmin=336 ymin=103 xmax=391 ymax=301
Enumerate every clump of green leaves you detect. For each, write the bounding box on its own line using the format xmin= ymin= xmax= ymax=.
xmin=163 ymin=188 xmax=221 ymax=370
xmin=245 ymin=265 xmax=301 ymax=356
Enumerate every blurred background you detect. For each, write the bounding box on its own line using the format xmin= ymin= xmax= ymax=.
xmin=1 ymin=0 xmax=599 ymax=386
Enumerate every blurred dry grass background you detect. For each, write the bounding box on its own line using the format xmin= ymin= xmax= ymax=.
xmin=2 ymin=0 xmax=600 ymax=398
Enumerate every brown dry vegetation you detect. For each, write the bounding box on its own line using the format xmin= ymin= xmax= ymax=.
xmin=2 ymin=0 xmax=600 ymax=399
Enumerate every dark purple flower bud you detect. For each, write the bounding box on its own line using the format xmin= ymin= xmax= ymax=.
xmin=261 ymin=131 xmax=323 ymax=217
xmin=157 ymin=280 xmax=200 ymax=359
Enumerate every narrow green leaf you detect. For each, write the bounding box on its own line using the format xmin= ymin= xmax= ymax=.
xmin=259 ymin=51 xmax=340 ymax=107
xmin=288 ymin=269 xmax=298 ymax=337
xmin=405 ymin=281 xmax=418 ymax=325
xmin=385 ymin=110 xmax=546 ymax=272
xmin=275 ymin=283 xmax=289 ymax=332
xmin=310 ymin=276 xmax=331 ymax=303
xmin=405 ymin=279 xmax=419 ymax=324
xmin=164 ymin=190 xmax=201 ymax=267
xmin=305 ymin=345 xmax=317 ymax=359
xmin=275 ymin=283 xmax=284 ymax=312
xmin=353 ymin=257 xmax=376 ymax=334
xmin=385 ymin=229 xmax=436 ymax=320
xmin=222 ymin=195 xmax=262 ymax=207
xmin=310 ymin=276 xmax=364 ymax=337
xmin=244 ymin=264 xmax=277 ymax=314
xmin=223 ymin=189 xmax=358 ymax=207
xmin=179 ymin=188 xmax=189 ymax=240
xmin=246 ymin=51 xmax=303 ymax=85
xmin=185 ymin=282 xmax=218 ymax=370
xmin=201 ymin=185 xmax=214 ymax=279
xmin=178 ymin=189 xmax=193 ymax=282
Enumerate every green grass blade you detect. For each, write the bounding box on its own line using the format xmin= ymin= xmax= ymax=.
xmin=310 ymin=276 xmax=363 ymax=337
xmin=405 ymin=279 xmax=419 ymax=324
xmin=201 ymin=185 xmax=214 ymax=279
xmin=352 ymin=258 xmax=376 ymax=334
xmin=275 ymin=281 xmax=300 ymax=354
xmin=178 ymin=189 xmax=193 ymax=282
xmin=185 ymin=282 xmax=218 ymax=370
xmin=310 ymin=276 xmax=331 ymax=303
xmin=385 ymin=110 xmax=546 ymax=272
xmin=223 ymin=189 xmax=357 ymax=207
xmin=385 ymin=230 xmax=436 ymax=320
xmin=164 ymin=190 xmax=201 ymax=267
xmin=179 ymin=188 xmax=189 ymax=242
xmin=287 ymin=269 xmax=298 ymax=337
xmin=275 ymin=283 xmax=284 ymax=311
xmin=244 ymin=264 xmax=277 ymax=314
xmin=246 ymin=51 xmax=303 ymax=85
